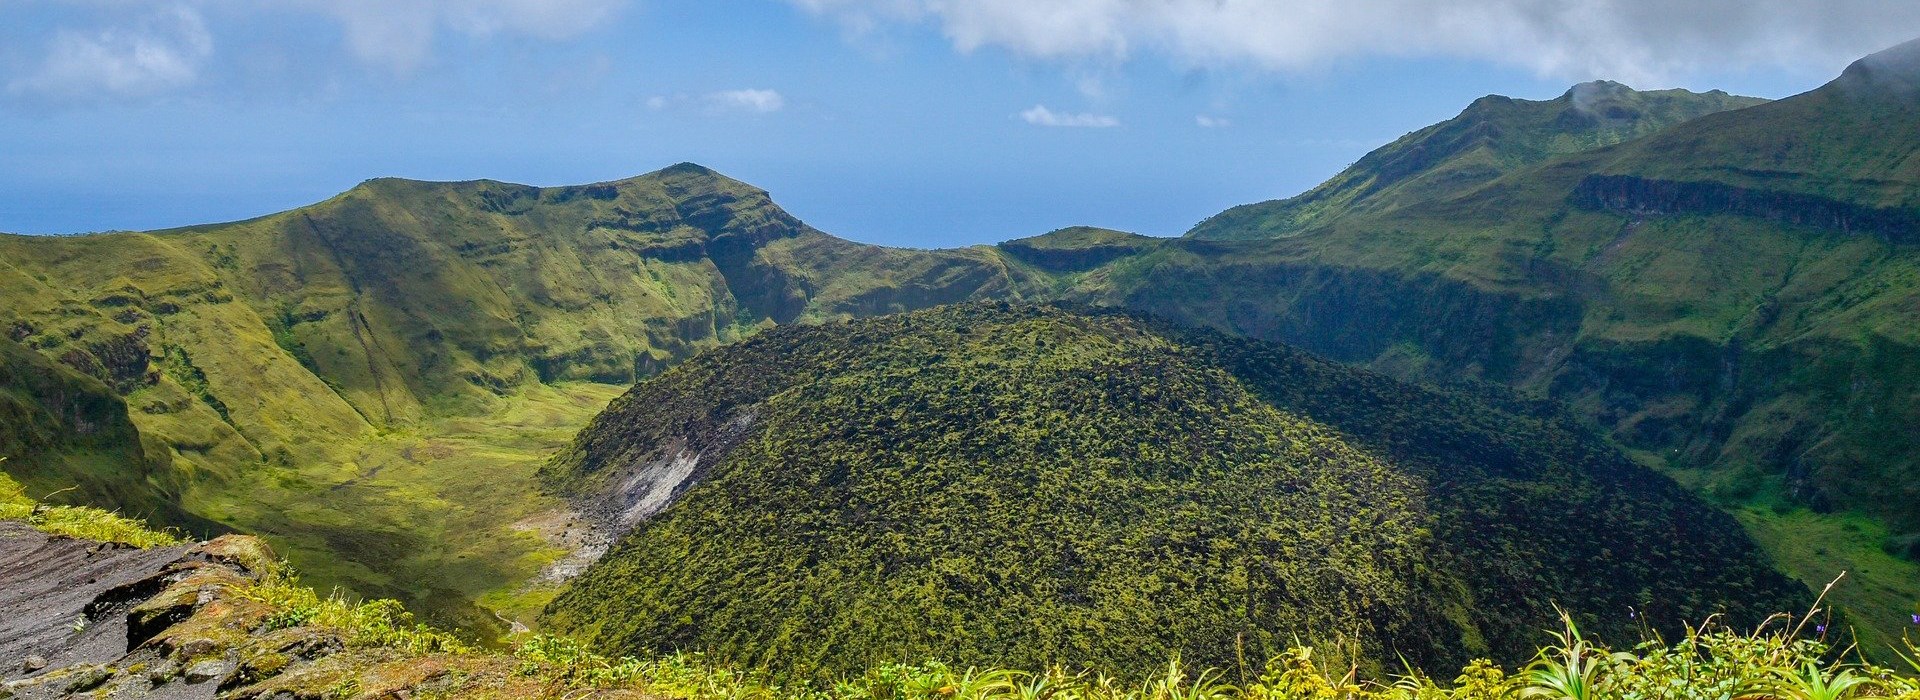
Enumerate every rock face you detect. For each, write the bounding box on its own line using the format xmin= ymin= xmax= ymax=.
xmin=0 ymin=522 xmax=191 ymax=684
xmin=1572 ymin=174 xmax=1920 ymax=242
xmin=0 ymin=518 xmax=667 ymax=699
xmin=1 ymin=525 xmax=280 ymax=698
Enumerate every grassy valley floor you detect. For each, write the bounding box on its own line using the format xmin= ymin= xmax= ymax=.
xmin=181 ymin=381 xmax=626 ymax=640
xmin=1736 ymin=507 xmax=1920 ymax=656
xmin=1651 ymin=457 xmax=1920 ymax=657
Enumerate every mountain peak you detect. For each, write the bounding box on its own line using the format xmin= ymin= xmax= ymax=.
xmin=592 ymin=162 xmax=764 ymax=197
xmin=1187 ymin=80 xmax=1763 ymax=240
xmin=1836 ymin=36 xmax=1920 ymax=97
xmin=340 ymin=162 xmax=746 ymax=200
xmin=1563 ymin=79 xmax=1634 ymax=98
xmin=659 ymin=162 xmax=719 ymax=177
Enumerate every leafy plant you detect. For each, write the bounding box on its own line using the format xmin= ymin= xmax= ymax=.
xmin=1518 ymin=614 xmax=1622 ymax=700
xmin=1765 ymin=663 xmax=1872 ymax=700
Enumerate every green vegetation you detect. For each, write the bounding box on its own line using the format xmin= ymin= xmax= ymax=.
xmin=544 ymin=304 xmax=1804 ymax=680
xmin=242 ymin=564 xmax=472 ymax=655
xmin=2 ymin=40 xmax=1917 ymax=658
xmin=10 ymin=470 xmax=1918 ymax=700
xmin=0 ymin=164 xmax=1034 ymax=635
xmin=512 ymin=619 xmax=1920 ymax=700
xmin=1736 ymin=507 xmax=1920 ymax=659
xmin=0 ymin=466 xmax=183 ymax=547
xmin=0 ymin=335 xmax=206 ymax=531
xmin=1163 ymin=42 xmax=1920 ymax=542
xmin=1048 ymin=42 xmax=1920 ymax=646
xmin=1188 ymin=81 xmax=1766 ymax=240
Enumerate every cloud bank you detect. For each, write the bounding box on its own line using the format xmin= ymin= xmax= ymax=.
xmin=1020 ymin=105 xmax=1118 ymax=127
xmin=294 ymin=0 xmax=626 ymax=73
xmin=648 ymin=89 xmax=789 ymax=114
xmin=707 ymin=88 xmax=787 ymax=113
xmin=8 ymin=5 xmax=213 ymax=102
xmin=789 ymin=0 xmax=1920 ymax=83
xmin=5 ymin=0 xmax=628 ymax=103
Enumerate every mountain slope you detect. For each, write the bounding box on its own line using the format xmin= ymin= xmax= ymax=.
xmin=1572 ymin=40 xmax=1920 ymax=236
xmin=0 ymin=164 xmax=1036 ymax=634
xmin=1094 ymin=39 xmax=1920 ymax=651
xmin=1188 ymin=82 xmax=1765 ymax=240
xmin=0 ymin=337 xmax=216 ymax=532
xmin=541 ymin=303 xmax=1802 ymax=678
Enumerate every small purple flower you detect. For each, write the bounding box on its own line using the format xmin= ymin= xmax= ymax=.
xmin=1628 ymin=611 xmax=1636 ymax=620
xmin=1816 ymin=624 xmax=1827 ymax=634
xmin=1911 ymin=613 xmax=1919 ymax=625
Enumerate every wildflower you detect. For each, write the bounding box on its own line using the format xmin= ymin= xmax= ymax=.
xmin=1911 ymin=613 xmax=1919 ymax=625
xmin=1815 ymin=624 xmax=1827 ymax=633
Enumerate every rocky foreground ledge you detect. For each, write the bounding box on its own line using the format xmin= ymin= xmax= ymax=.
xmin=2 ymin=522 xmax=280 ymax=698
xmin=0 ymin=523 xmax=628 ymax=700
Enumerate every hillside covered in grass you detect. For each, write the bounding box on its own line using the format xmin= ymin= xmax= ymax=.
xmin=1156 ymin=40 xmax=1920 ymax=538
xmin=0 ymin=163 xmax=1038 ymax=635
xmin=541 ymin=303 xmax=1804 ymax=679
xmin=1020 ymin=40 xmax=1920 ymax=647
xmin=1187 ymin=82 xmax=1766 ymax=240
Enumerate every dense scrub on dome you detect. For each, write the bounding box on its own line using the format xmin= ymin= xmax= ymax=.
xmin=542 ymin=303 xmax=1806 ymax=679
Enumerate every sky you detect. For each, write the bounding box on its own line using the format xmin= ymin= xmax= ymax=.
xmin=2 ymin=1 xmax=1917 ymax=248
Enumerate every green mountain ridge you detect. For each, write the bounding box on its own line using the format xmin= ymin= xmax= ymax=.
xmin=0 ymin=163 xmax=1035 ymax=635
xmin=1570 ymin=40 xmax=1920 ymax=239
xmin=1188 ymin=81 xmax=1768 ymax=240
xmin=543 ymin=303 xmax=1803 ymax=678
xmin=1085 ymin=39 xmax=1920 ymax=650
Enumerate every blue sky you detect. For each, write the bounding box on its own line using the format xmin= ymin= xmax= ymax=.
xmin=3 ymin=1 xmax=1916 ymax=248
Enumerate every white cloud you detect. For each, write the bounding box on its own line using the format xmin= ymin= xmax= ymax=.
xmin=647 ymin=89 xmax=788 ymax=114
xmin=786 ymin=0 xmax=1920 ymax=83
xmin=1195 ymin=115 xmax=1229 ymax=128
xmin=707 ymin=88 xmax=786 ymax=113
xmin=4 ymin=0 xmax=630 ymax=102
xmin=8 ymin=5 xmax=213 ymax=102
xmin=291 ymin=0 xmax=626 ymax=73
xmin=1020 ymin=104 xmax=1118 ymax=128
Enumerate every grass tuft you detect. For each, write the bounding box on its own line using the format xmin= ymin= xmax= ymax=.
xmin=0 ymin=463 xmax=184 ymax=548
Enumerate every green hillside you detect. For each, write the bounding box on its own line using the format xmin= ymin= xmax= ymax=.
xmin=1089 ymin=40 xmax=1920 ymax=650
xmin=0 ymin=164 xmax=1033 ymax=635
xmin=542 ymin=303 xmax=1802 ymax=678
xmin=1188 ymin=82 xmax=1765 ymax=240
xmin=1581 ymin=37 xmax=1920 ymax=216
xmin=0 ymin=337 xmax=210 ymax=531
